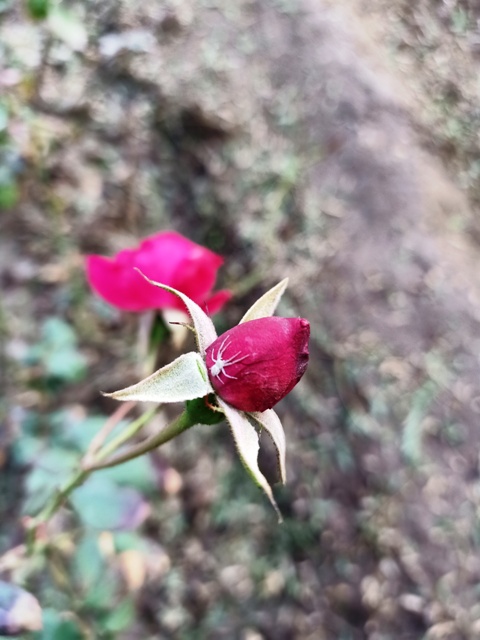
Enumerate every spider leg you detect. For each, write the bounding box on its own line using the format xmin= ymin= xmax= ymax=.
xmin=218 ymin=336 xmax=231 ymax=358
xmin=224 ymin=350 xmax=242 ymax=363
xmin=222 ymin=370 xmax=238 ymax=380
xmin=227 ymin=353 xmax=248 ymax=366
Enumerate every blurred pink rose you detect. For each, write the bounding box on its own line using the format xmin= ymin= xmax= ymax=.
xmin=205 ymin=316 xmax=310 ymax=412
xmin=85 ymin=231 xmax=231 ymax=313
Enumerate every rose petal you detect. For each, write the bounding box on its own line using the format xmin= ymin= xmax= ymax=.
xmin=86 ymin=231 xmax=230 ymax=313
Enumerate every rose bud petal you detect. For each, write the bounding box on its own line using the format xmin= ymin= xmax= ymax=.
xmin=85 ymin=231 xmax=231 ymax=313
xmin=205 ymin=317 xmax=310 ymax=412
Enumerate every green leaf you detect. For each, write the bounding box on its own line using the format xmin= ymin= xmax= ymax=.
xmin=239 ymin=278 xmax=288 ymax=323
xmin=96 ymin=454 xmax=156 ymax=493
xmin=23 ymin=449 xmax=77 ymax=516
xmin=26 ymin=0 xmax=50 ymax=20
xmin=44 ymin=347 xmax=86 ymax=381
xmin=105 ymin=351 xmax=213 ymax=404
xmin=250 ymin=408 xmax=286 ymax=484
xmin=72 ymin=534 xmax=105 ymax=592
xmin=26 ymin=317 xmax=87 ymax=382
xmin=136 ymin=271 xmax=218 ymax=354
xmin=51 ymin=414 xmax=117 ymax=452
xmin=186 ymin=395 xmax=225 ymax=426
xmin=102 ymin=598 xmax=135 ymax=633
xmin=11 ymin=435 xmax=44 ymax=466
xmin=401 ymin=382 xmax=437 ymax=465
xmin=35 ymin=609 xmax=83 ymax=640
xmin=42 ymin=317 xmax=76 ymax=347
xmin=0 ymin=180 xmax=19 ymax=210
xmin=70 ymin=476 xmax=149 ymax=531
xmin=0 ymin=104 xmax=8 ymax=133
xmin=217 ymin=398 xmax=282 ymax=522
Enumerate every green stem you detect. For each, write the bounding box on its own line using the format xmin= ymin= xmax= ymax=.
xmin=84 ymin=410 xmax=195 ymax=472
xmin=85 ymin=405 xmax=158 ymax=467
xmin=26 ymin=467 xmax=88 ymax=553
xmin=26 ymin=408 xmax=195 ymax=554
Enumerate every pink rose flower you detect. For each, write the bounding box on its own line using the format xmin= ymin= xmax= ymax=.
xmin=85 ymin=231 xmax=231 ymax=313
xmin=205 ymin=317 xmax=310 ymax=412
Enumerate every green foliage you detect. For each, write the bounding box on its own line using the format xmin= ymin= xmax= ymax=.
xmin=71 ymin=475 xmax=148 ymax=531
xmin=11 ymin=405 xmax=153 ymax=638
xmin=26 ymin=317 xmax=87 ymax=385
xmin=34 ymin=610 xmax=83 ymax=640
xmin=0 ymin=102 xmax=20 ymax=211
xmin=401 ymin=381 xmax=437 ymax=465
xmin=14 ymin=409 xmax=155 ymax=528
xmin=26 ymin=0 xmax=50 ymax=20
xmin=186 ymin=395 xmax=225 ymax=426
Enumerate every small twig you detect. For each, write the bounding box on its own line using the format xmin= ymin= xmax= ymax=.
xmin=83 ymin=400 xmax=136 ymax=464
xmin=84 ymin=405 xmax=158 ymax=468
xmin=83 ymin=409 xmax=195 ymax=472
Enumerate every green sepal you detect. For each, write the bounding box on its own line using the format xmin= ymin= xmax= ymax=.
xmin=186 ymin=395 xmax=225 ymax=426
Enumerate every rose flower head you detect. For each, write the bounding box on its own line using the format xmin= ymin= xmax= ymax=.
xmin=205 ymin=317 xmax=309 ymax=412
xmin=85 ymin=231 xmax=231 ymax=314
xmin=105 ymin=276 xmax=309 ymax=521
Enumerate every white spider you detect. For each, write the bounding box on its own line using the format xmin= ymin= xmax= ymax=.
xmin=209 ymin=336 xmax=248 ymax=380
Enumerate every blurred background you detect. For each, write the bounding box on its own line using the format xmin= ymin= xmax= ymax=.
xmin=2 ymin=0 xmax=480 ymax=638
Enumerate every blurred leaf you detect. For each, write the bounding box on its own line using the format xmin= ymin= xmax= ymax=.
xmin=82 ymin=573 xmax=117 ymax=612
xmin=27 ymin=317 xmax=87 ymax=383
xmin=72 ymin=534 xmax=105 ymax=593
xmin=50 ymin=413 xmax=157 ymax=492
xmin=42 ymin=318 xmax=76 ymax=348
xmin=44 ymin=348 xmax=86 ymax=381
xmin=96 ymin=455 xmax=157 ymax=494
xmin=11 ymin=435 xmax=44 ymax=466
xmin=23 ymin=449 xmax=77 ymax=515
xmin=0 ymin=0 xmax=14 ymax=14
xmin=47 ymin=8 xmax=87 ymax=51
xmin=51 ymin=414 xmax=113 ymax=451
xmin=0 ymin=104 xmax=8 ymax=133
xmin=71 ymin=475 xmax=150 ymax=531
xmin=402 ymin=382 xmax=437 ymax=465
xmin=34 ymin=609 xmax=83 ymax=640
xmin=26 ymin=0 xmax=50 ymax=20
xmin=0 ymin=180 xmax=19 ymax=210
xmin=113 ymin=531 xmax=148 ymax=553
xmin=102 ymin=598 xmax=135 ymax=634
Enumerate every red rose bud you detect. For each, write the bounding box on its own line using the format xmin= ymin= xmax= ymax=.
xmin=205 ymin=317 xmax=310 ymax=412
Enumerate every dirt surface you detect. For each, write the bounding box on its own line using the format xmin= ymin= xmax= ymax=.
xmin=2 ymin=0 xmax=480 ymax=638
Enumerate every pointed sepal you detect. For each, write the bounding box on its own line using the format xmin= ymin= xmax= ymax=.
xmin=249 ymin=409 xmax=286 ymax=484
xmin=239 ymin=278 xmax=289 ymax=323
xmin=135 ymin=269 xmax=218 ymax=354
xmin=217 ymin=398 xmax=283 ymax=522
xmin=104 ymin=352 xmax=213 ymax=403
